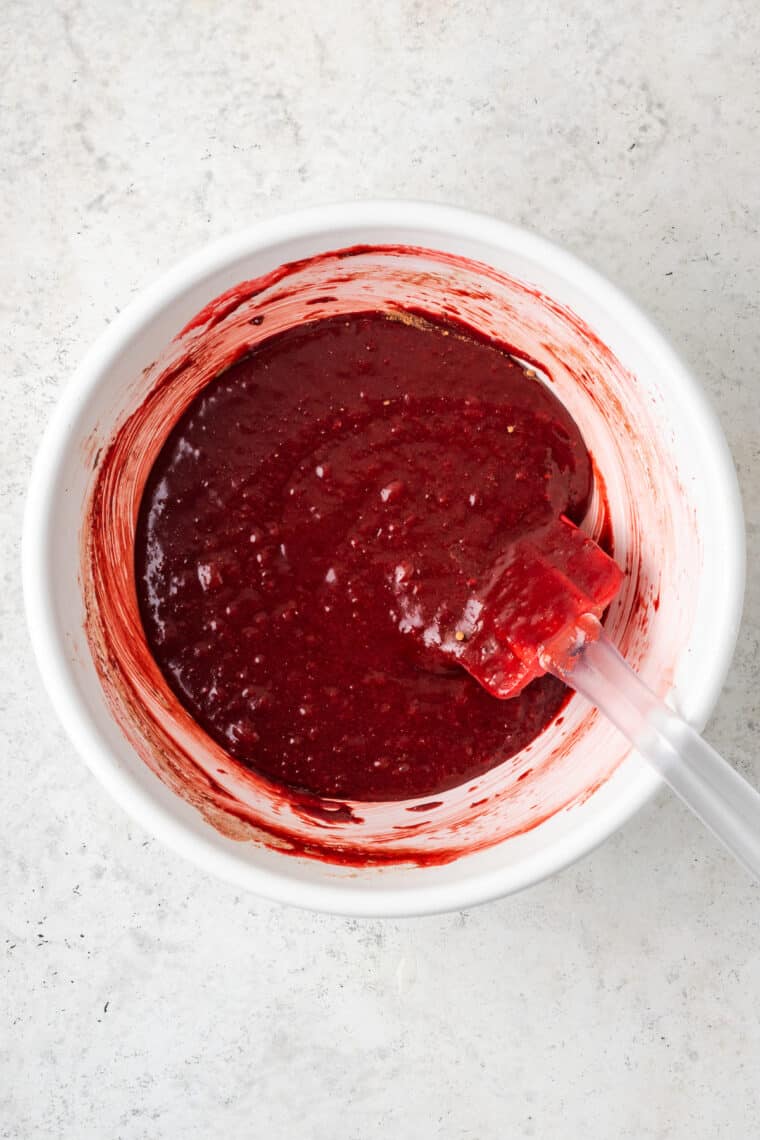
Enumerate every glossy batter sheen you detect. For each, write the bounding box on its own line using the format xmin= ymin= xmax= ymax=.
xmin=135 ymin=311 xmax=594 ymax=800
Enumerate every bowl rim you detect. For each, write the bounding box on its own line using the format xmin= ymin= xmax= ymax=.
xmin=22 ymin=199 xmax=746 ymax=916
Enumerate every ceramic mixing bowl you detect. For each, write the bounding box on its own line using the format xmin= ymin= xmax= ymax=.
xmin=23 ymin=201 xmax=744 ymax=915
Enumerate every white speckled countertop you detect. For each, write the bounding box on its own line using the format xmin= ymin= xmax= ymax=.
xmin=3 ymin=2 xmax=760 ymax=1135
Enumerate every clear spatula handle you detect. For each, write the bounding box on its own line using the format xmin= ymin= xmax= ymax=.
xmin=544 ymin=616 xmax=760 ymax=879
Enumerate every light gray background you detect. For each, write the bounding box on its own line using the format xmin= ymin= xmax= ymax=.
xmin=3 ymin=2 xmax=759 ymax=1136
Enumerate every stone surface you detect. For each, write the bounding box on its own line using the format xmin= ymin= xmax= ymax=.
xmin=2 ymin=1 xmax=760 ymax=1136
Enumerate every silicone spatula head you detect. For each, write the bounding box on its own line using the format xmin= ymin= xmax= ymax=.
xmin=456 ymin=516 xmax=623 ymax=697
xmin=395 ymin=515 xmax=623 ymax=699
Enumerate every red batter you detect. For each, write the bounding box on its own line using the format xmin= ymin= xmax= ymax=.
xmin=135 ymin=311 xmax=594 ymax=801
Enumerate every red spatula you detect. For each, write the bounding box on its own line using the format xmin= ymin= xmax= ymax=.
xmin=424 ymin=515 xmax=760 ymax=878
xmin=454 ymin=515 xmax=623 ymax=700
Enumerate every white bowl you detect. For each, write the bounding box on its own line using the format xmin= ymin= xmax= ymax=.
xmin=23 ymin=201 xmax=744 ymax=916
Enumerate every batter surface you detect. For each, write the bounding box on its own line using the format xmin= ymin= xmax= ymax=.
xmin=135 ymin=311 xmax=594 ymax=800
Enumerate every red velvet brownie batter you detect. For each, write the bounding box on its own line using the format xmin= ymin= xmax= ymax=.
xmin=135 ymin=312 xmax=594 ymax=800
